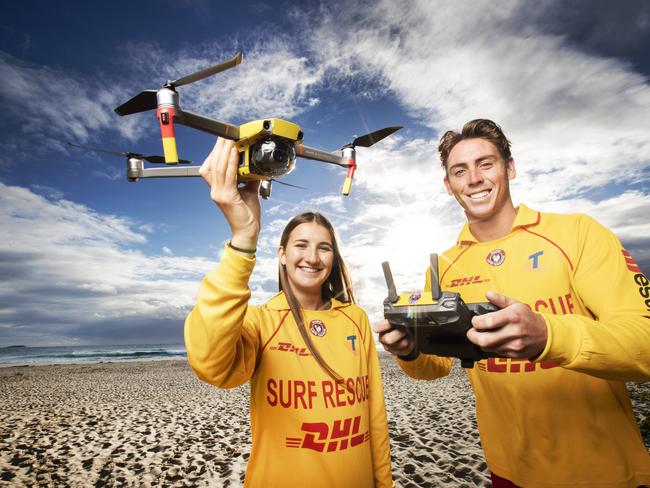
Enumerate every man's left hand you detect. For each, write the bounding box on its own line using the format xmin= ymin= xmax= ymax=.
xmin=468 ymin=291 xmax=548 ymax=360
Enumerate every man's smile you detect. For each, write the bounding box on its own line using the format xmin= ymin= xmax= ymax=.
xmin=468 ymin=189 xmax=491 ymax=200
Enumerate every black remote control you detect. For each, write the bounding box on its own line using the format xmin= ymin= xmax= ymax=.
xmin=382 ymin=254 xmax=499 ymax=368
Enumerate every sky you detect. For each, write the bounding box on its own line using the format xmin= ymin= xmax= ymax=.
xmin=1 ymin=0 xmax=649 ymax=347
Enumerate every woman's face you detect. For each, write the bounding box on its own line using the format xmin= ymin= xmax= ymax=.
xmin=279 ymin=221 xmax=335 ymax=298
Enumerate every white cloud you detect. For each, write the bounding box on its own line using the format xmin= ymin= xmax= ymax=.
xmin=2 ymin=1 xmax=649 ymax=346
xmin=0 ymin=182 xmax=215 ymax=344
xmin=293 ymin=0 xmax=650 ymax=317
xmin=307 ymin=0 xmax=650 ymax=195
xmin=119 ymin=39 xmax=325 ymax=123
xmin=0 ymin=51 xmax=142 ymax=152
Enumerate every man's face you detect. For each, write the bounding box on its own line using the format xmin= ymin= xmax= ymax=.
xmin=443 ymin=138 xmax=516 ymax=224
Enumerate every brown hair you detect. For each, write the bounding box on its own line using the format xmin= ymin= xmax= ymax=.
xmin=278 ymin=212 xmax=354 ymax=381
xmin=438 ymin=119 xmax=512 ymax=171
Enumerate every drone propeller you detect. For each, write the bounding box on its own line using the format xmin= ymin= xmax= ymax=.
xmin=345 ymin=126 xmax=402 ymax=148
xmin=114 ymin=52 xmax=243 ymax=117
xmin=341 ymin=125 xmax=402 ymax=195
xmin=66 ymin=141 xmax=192 ymax=164
xmin=170 ymin=51 xmax=243 ymax=88
xmin=294 ymin=125 xmax=402 ymax=195
xmin=114 ymin=90 xmax=158 ymax=116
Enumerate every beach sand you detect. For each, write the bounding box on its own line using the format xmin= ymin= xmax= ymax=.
xmin=1 ymin=354 xmax=648 ymax=487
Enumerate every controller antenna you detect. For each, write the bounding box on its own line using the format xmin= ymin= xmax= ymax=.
xmin=429 ymin=254 xmax=442 ymax=300
xmin=382 ymin=261 xmax=400 ymax=303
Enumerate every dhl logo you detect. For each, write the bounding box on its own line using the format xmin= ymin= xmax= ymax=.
xmin=270 ymin=342 xmax=309 ymax=356
xmin=447 ymin=275 xmax=486 ymax=288
xmin=286 ymin=416 xmax=369 ymax=452
xmin=476 ymin=358 xmax=558 ymax=373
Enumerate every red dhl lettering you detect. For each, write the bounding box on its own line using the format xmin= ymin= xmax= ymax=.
xmin=448 ymin=275 xmax=486 ymax=288
xmin=534 ymin=293 xmax=574 ymax=315
xmin=271 ymin=341 xmax=309 ymax=356
xmin=286 ymin=416 xmax=369 ymax=452
xmin=477 ymin=358 xmax=558 ymax=373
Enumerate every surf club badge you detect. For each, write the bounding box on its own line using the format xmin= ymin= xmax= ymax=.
xmin=486 ymin=249 xmax=506 ymax=266
xmin=309 ymin=319 xmax=327 ymax=337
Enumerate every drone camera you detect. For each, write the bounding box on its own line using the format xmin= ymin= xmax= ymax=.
xmin=250 ymin=137 xmax=297 ymax=177
xmin=235 ymin=118 xmax=304 ymax=184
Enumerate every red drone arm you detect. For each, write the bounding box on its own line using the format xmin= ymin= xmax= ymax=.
xmin=157 ymin=106 xmax=179 ymax=163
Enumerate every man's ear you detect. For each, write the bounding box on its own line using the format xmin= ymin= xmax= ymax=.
xmin=507 ymin=158 xmax=516 ymax=180
xmin=443 ymin=176 xmax=453 ymax=196
xmin=278 ymin=246 xmax=286 ymax=265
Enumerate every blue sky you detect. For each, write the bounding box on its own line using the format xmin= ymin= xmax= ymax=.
xmin=1 ymin=0 xmax=649 ymax=346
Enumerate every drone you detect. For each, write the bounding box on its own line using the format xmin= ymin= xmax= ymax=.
xmin=66 ymin=141 xmax=309 ymax=193
xmin=114 ymin=51 xmax=401 ymax=198
xmin=66 ymin=141 xmax=194 ymax=179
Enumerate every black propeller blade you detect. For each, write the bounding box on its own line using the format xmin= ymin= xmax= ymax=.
xmin=115 ymin=51 xmax=244 ymax=115
xmin=115 ymin=53 xmax=243 ymax=116
xmin=143 ymin=155 xmax=192 ymax=164
xmin=67 ymin=141 xmax=191 ymax=164
xmin=114 ymin=90 xmax=158 ymax=116
xmin=348 ymin=126 xmax=402 ymax=148
xmin=67 ymin=141 xmax=126 ymax=158
xmin=271 ymin=178 xmax=307 ymax=190
xmin=170 ymin=51 xmax=243 ymax=88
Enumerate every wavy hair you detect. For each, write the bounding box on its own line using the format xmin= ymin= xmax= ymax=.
xmin=438 ymin=119 xmax=512 ymax=172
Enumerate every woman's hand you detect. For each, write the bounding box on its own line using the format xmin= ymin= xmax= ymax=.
xmin=199 ymin=137 xmax=261 ymax=249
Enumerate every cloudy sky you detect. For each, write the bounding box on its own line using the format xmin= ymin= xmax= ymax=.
xmin=1 ymin=0 xmax=649 ymax=346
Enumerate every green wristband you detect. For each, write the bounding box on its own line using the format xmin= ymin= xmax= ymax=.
xmin=229 ymin=241 xmax=257 ymax=255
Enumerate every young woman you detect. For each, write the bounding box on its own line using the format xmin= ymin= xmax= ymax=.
xmin=184 ymin=137 xmax=393 ymax=488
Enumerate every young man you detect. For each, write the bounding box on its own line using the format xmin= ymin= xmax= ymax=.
xmin=374 ymin=119 xmax=650 ymax=487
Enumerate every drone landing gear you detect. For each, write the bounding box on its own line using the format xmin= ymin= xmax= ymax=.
xmin=260 ymin=180 xmax=272 ymax=199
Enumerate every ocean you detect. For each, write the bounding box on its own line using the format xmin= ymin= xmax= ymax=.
xmin=0 ymin=343 xmax=187 ymax=366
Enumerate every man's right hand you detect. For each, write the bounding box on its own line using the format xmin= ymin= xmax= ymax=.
xmin=372 ymin=319 xmax=416 ymax=357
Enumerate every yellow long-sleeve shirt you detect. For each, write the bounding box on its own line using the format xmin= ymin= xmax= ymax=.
xmin=399 ymin=204 xmax=650 ymax=487
xmin=185 ymin=245 xmax=393 ymax=488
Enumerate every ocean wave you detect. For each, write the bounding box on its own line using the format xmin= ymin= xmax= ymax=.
xmin=0 ymin=345 xmax=187 ymax=365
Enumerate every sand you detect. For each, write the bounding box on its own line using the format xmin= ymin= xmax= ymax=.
xmin=1 ymin=354 xmax=648 ymax=487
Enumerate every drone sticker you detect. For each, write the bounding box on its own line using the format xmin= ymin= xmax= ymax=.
xmin=108 ymin=52 xmax=401 ymax=198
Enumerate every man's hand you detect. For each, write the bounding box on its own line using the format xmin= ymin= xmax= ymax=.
xmin=468 ymin=291 xmax=548 ymax=359
xmin=372 ymin=319 xmax=415 ymax=357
